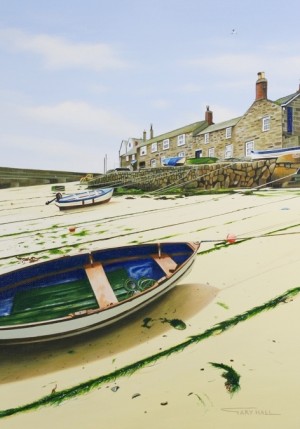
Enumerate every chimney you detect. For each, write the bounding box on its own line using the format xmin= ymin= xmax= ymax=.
xmin=143 ymin=130 xmax=146 ymax=141
xmin=150 ymin=124 xmax=154 ymax=139
xmin=205 ymin=105 xmax=213 ymax=125
xmin=256 ymin=72 xmax=268 ymax=100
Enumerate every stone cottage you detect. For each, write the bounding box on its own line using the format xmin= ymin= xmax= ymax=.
xmin=119 ymin=72 xmax=300 ymax=168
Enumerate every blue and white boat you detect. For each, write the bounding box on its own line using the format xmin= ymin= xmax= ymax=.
xmin=54 ymin=187 xmax=114 ymax=210
xmin=250 ymin=146 xmax=300 ymax=160
xmin=0 ymin=241 xmax=199 ymax=344
xmin=162 ymin=157 xmax=186 ymax=166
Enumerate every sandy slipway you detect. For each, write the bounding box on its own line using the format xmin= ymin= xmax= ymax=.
xmin=0 ymin=182 xmax=300 ymax=429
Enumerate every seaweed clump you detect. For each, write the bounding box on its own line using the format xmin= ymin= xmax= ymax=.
xmin=210 ymin=362 xmax=240 ymax=395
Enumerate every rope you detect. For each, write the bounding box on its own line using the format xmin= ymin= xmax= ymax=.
xmin=124 ymin=277 xmax=156 ymax=293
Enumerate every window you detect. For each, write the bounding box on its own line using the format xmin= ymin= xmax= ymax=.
xmin=204 ymin=133 xmax=209 ymax=144
xmin=287 ymin=107 xmax=293 ymax=133
xmin=245 ymin=140 xmax=254 ymax=157
xmin=163 ymin=139 xmax=170 ymax=150
xmin=195 ymin=149 xmax=202 ymax=158
xmin=262 ymin=116 xmax=270 ymax=132
xmin=150 ymin=159 xmax=156 ymax=168
xmin=177 ymin=134 xmax=185 ymax=146
xmin=151 ymin=142 xmax=157 ymax=153
xmin=131 ymin=154 xmax=136 ymax=161
xmin=225 ymin=144 xmax=233 ymax=159
xmin=208 ymin=147 xmax=215 ymax=157
xmin=225 ymin=127 xmax=232 ymax=139
xmin=140 ymin=146 xmax=147 ymax=156
xmin=160 ymin=156 xmax=166 ymax=165
xmin=178 ymin=151 xmax=185 ymax=158
xmin=127 ymin=141 xmax=133 ymax=150
xmin=126 ymin=155 xmax=129 ymax=161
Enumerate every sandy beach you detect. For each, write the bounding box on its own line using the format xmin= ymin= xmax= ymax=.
xmin=0 ymin=182 xmax=300 ymax=428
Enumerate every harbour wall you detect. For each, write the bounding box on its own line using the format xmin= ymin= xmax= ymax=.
xmin=89 ymin=159 xmax=289 ymax=191
xmin=0 ymin=167 xmax=94 ymax=189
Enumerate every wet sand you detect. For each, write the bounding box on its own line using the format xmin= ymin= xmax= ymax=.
xmin=0 ymin=183 xmax=300 ymax=428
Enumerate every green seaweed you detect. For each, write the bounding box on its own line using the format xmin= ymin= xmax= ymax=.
xmin=74 ymin=230 xmax=89 ymax=237
xmin=210 ymin=362 xmax=240 ymax=395
xmin=0 ymin=286 xmax=299 ymax=419
xmin=160 ymin=318 xmax=187 ymax=330
xmin=217 ymin=302 xmax=229 ymax=310
xmin=142 ymin=317 xmax=153 ymax=328
xmin=48 ymin=249 xmax=64 ymax=255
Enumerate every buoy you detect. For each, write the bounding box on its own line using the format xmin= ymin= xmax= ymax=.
xmin=226 ymin=233 xmax=237 ymax=244
xmin=69 ymin=226 xmax=76 ymax=233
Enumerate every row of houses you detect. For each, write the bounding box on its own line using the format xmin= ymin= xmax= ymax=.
xmin=119 ymin=72 xmax=300 ymax=169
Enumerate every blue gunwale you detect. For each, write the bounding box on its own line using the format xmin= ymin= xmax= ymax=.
xmin=0 ymin=242 xmax=196 ymax=325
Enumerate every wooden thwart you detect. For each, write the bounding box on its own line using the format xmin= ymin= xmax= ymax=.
xmin=85 ymin=263 xmax=118 ymax=308
xmin=152 ymin=254 xmax=178 ymax=276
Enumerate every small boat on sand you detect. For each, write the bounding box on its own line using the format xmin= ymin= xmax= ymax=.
xmin=250 ymin=146 xmax=300 ymax=160
xmin=0 ymin=241 xmax=199 ymax=344
xmin=51 ymin=188 xmax=113 ymax=210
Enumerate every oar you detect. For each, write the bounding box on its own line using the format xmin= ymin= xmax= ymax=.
xmin=45 ymin=192 xmax=62 ymax=205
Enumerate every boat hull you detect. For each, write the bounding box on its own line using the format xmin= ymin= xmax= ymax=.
xmin=251 ymin=146 xmax=300 ymax=160
xmin=0 ymin=242 xmax=199 ymax=344
xmin=163 ymin=157 xmax=186 ymax=166
xmin=55 ymin=188 xmax=113 ymax=210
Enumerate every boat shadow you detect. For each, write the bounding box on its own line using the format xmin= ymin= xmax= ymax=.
xmin=0 ymin=282 xmax=218 ymax=383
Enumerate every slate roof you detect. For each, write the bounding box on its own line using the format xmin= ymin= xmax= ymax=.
xmin=275 ymin=91 xmax=300 ymax=106
xmin=196 ymin=116 xmax=241 ymax=135
xmin=137 ymin=121 xmax=207 ymax=147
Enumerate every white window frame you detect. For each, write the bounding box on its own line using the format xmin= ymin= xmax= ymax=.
xmin=163 ymin=139 xmax=170 ymax=150
xmin=131 ymin=154 xmax=136 ymax=161
xmin=178 ymin=151 xmax=185 ymax=158
xmin=140 ymin=146 xmax=147 ymax=156
xmin=177 ymin=134 xmax=185 ymax=146
xmin=208 ymin=147 xmax=215 ymax=157
xmin=225 ymin=144 xmax=233 ymax=159
xmin=150 ymin=159 xmax=156 ymax=168
xmin=204 ymin=133 xmax=209 ymax=144
xmin=245 ymin=140 xmax=254 ymax=157
xmin=151 ymin=142 xmax=158 ymax=153
xmin=262 ymin=116 xmax=270 ymax=132
xmin=225 ymin=127 xmax=232 ymax=139
xmin=160 ymin=156 xmax=166 ymax=165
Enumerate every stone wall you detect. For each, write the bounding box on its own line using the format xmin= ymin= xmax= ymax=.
xmin=89 ymin=159 xmax=285 ymax=192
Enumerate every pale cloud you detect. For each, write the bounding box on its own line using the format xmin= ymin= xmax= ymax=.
xmin=0 ymin=28 xmax=128 ymax=71
xmin=208 ymin=104 xmax=242 ymax=123
xmin=20 ymin=101 xmax=137 ymax=137
xmin=178 ymin=83 xmax=206 ymax=93
xmin=186 ymin=53 xmax=264 ymax=74
xmin=0 ymin=133 xmax=119 ymax=171
xmin=185 ymin=51 xmax=300 ymax=81
xmin=151 ymin=99 xmax=171 ymax=109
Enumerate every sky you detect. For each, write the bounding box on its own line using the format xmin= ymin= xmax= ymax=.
xmin=0 ymin=0 xmax=300 ymax=173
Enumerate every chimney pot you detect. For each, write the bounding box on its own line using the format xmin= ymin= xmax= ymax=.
xmin=256 ymin=71 xmax=268 ymax=100
xmin=205 ymin=106 xmax=213 ymax=125
xmin=150 ymin=124 xmax=154 ymax=139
